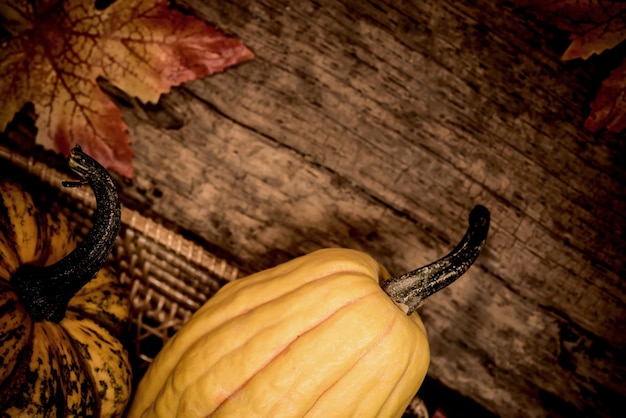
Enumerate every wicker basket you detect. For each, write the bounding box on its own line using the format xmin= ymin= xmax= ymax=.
xmin=0 ymin=143 xmax=428 ymax=418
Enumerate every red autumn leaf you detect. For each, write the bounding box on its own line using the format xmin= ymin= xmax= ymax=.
xmin=584 ymin=57 xmax=626 ymax=132
xmin=513 ymin=0 xmax=626 ymax=60
xmin=0 ymin=0 xmax=254 ymax=177
xmin=513 ymin=0 xmax=626 ymax=133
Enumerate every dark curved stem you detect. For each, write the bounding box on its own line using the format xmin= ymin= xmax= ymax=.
xmin=11 ymin=145 xmax=120 ymax=322
xmin=380 ymin=205 xmax=490 ymax=315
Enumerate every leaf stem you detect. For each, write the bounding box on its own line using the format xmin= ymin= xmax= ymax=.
xmin=11 ymin=145 xmax=120 ymax=322
xmin=380 ymin=205 xmax=490 ymax=315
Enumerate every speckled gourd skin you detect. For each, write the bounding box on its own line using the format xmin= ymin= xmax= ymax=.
xmin=0 ymin=151 xmax=132 ymax=417
xmin=128 ymin=248 xmax=430 ymax=418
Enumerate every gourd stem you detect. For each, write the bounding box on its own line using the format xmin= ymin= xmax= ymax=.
xmin=380 ymin=205 xmax=490 ymax=315
xmin=11 ymin=145 xmax=120 ymax=322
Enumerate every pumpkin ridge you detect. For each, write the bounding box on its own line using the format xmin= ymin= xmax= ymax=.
xmin=13 ymin=324 xmax=86 ymax=415
xmin=0 ymin=324 xmax=33 ymax=410
xmin=171 ymin=269 xmax=374 ymax=382
xmin=61 ymin=310 xmax=133 ymax=417
xmin=0 ymin=346 xmax=34 ymax=412
xmin=235 ymin=267 xmax=371 ymax=317
xmin=376 ymin=320 xmax=422 ymax=416
xmin=212 ymin=249 xmax=379 ymax=306
xmin=206 ymin=267 xmax=371 ymax=323
xmin=0 ymin=234 xmax=17 ymax=277
xmin=302 ymin=314 xmax=399 ymax=416
xmin=206 ymin=290 xmax=380 ymax=416
xmin=130 ymin=255 xmax=383 ymax=416
xmin=58 ymin=317 xmax=101 ymax=417
xmin=0 ymin=300 xmax=32 ymax=382
xmin=66 ymin=305 xmax=125 ymax=339
xmin=49 ymin=322 xmax=100 ymax=416
xmin=146 ymin=271 xmax=378 ymax=417
xmin=66 ymin=279 xmax=130 ymax=339
xmin=0 ymin=181 xmax=41 ymax=266
xmin=0 ymin=184 xmax=21 ymax=275
xmin=67 ymin=268 xmax=131 ymax=339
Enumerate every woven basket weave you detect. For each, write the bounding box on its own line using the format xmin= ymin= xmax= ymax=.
xmin=0 ymin=143 xmax=428 ymax=418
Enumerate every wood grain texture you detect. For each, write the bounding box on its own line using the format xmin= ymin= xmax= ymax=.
xmin=4 ymin=0 xmax=625 ymax=416
xmin=119 ymin=1 xmax=625 ymax=416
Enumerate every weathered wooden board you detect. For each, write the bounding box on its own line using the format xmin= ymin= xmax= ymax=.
xmin=120 ymin=0 xmax=625 ymax=416
xmin=4 ymin=0 xmax=625 ymax=416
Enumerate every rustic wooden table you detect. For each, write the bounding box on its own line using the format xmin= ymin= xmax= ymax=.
xmin=5 ymin=0 xmax=625 ymax=417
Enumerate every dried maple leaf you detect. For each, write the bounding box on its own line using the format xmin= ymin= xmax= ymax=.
xmin=514 ymin=0 xmax=626 ymax=60
xmin=513 ymin=0 xmax=626 ymax=133
xmin=584 ymin=57 xmax=626 ymax=132
xmin=0 ymin=0 xmax=254 ymax=177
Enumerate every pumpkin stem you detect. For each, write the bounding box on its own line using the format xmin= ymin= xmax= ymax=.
xmin=380 ymin=205 xmax=490 ymax=315
xmin=11 ymin=145 xmax=120 ymax=322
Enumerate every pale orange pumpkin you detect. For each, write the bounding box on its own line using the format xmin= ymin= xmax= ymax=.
xmin=128 ymin=206 xmax=489 ymax=418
